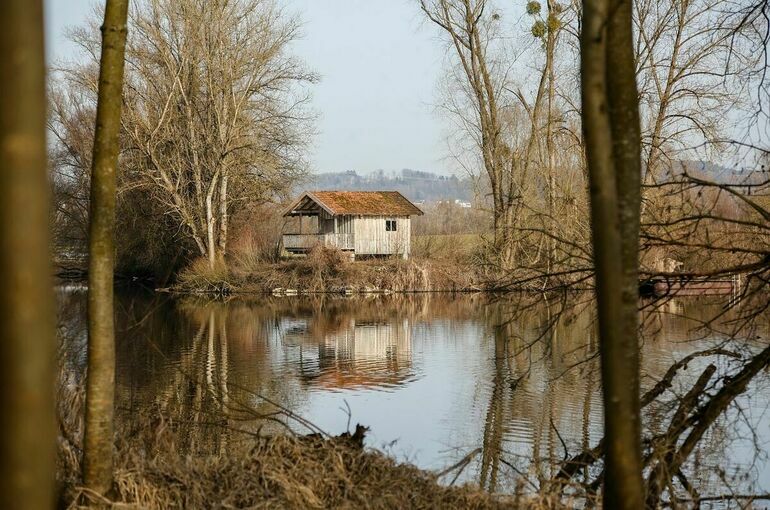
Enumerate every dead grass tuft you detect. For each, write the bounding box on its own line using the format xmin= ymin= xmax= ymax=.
xmin=61 ymin=427 xmax=531 ymax=509
xmin=175 ymin=257 xmax=234 ymax=294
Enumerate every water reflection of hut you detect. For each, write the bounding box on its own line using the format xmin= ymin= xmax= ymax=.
xmin=315 ymin=319 xmax=413 ymax=389
xmin=278 ymin=318 xmax=312 ymax=345
xmin=278 ymin=317 xmax=414 ymax=390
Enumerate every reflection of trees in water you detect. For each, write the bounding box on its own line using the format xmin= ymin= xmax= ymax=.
xmin=57 ymin=287 xmax=89 ymax=379
xmin=469 ymin=293 xmax=770 ymax=505
xmin=472 ymin=295 xmax=599 ymax=494
xmin=58 ymin=289 xmax=770 ymax=502
xmin=149 ymin=299 xmax=320 ymax=450
xmin=479 ymin=322 xmax=504 ymax=491
xmin=164 ymin=309 xmax=233 ymax=453
xmin=59 ymin=291 xmax=483 ymax=450
xmin=59 ymin=290 xmax=315 ymax=453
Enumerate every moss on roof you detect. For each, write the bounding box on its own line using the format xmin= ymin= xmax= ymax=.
xmin=288 ymin=191 xmax=424 ymax=216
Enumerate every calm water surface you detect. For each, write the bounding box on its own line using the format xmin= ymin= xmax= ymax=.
xmin=57 ymin=288 xmax=770 ymax=498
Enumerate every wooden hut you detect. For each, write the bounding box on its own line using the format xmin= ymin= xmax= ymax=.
xmin=282 ymin=191 xmax=423 ymax=259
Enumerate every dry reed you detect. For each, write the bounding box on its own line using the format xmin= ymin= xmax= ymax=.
xmin=60 ymin=424 xmax=533 ymax=509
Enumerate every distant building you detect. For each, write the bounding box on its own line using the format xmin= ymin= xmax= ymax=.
xmin=282 ymin=191 xmax=424 ymax=259
xmin=454 ymin=199 xmax=472 ymax=208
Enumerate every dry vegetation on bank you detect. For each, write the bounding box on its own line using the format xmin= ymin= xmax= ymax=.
xmin=56 ymin=384 xmax=554 ymax=510
xmin=60 ymin=435 xmax=535 ymax=509
xmin=174 ymin=244 xmax=488 ymax=294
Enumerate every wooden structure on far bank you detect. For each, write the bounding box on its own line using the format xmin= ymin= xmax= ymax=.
xmin=283 ymin=191 xmax=423 ymax=259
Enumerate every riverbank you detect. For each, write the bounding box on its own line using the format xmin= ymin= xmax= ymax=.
xmin=172 ymin=248 xmax=488 ymax=295
xmin=59 ymin=426 xmax=544 ymax=509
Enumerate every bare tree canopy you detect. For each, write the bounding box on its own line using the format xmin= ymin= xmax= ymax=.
xmin=51 ymin=0 xmax=316 ymax=272
xmin=420 ymin=0 xmax=529 ymax=270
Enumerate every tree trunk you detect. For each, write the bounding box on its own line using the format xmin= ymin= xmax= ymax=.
xmin=501 ymin=205 xmax=515 ymax=269
xmin=218 ymin=170 xmax=229 ymax=256
xmin=580 ymin=0 xmax=644 ymax=507
xmin=606 ymin=6 xmax=644 ymax=506
xmin=0 ymin=2 xmax=56 ymax=508
xmin=545 ymin=21 xmax=556 ymax=277
xmin=205 ymin=171 xmax=220 ymax=269
xmin=83 ymin=0 xmax=129 ymax=497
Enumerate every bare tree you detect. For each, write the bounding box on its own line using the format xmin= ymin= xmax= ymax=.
xmin=522 ymin=0 xmax=568 ymax=275
xmin=51 ymin=0 xmax=314 ymax=272
xmin=420 ymin=0 xmax=526 ymax=268
xmin=82 ymin=0 xmax=130 ymax=496
xmin=120 ymin=0 xmax=313 ymax=269
xmin=581 ymin=0 xmax=645 ymax=506
xmin=0 ymin=1 xmax=56 ymax=508
xmin=635 ymin=0 xmax=756 ymax=186
xmin=421 ymin=0 xmax=592 ymax=281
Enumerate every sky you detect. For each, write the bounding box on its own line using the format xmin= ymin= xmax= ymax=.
xmin=43 ymin=0 xmax=452 ymax=175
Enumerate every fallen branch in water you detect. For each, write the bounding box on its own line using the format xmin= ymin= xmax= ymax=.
xmin=645 ymin=364 xmax=717 ymax=506
xmin=666 ymin=493 xmax=770 ymax=506
xmin=647 ymin=343 xmax=770 ymax=508
xmin=555 ymin=345 xmax=770 ymax=506
xmin=437 ymin=448 xmax=483 ymax=486
xmin=640 ymin=348 xmax=739 ymax=407
xmin=555 ymin=348 xmax=734 ymax=483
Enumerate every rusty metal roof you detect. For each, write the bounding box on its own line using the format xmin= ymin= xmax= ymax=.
xmin=285 ymin=191 xmax=424 ymax=217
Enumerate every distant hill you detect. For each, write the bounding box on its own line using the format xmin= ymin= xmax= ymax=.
xmin=297 ymin=161 xmax=768 ymax=204
xmin=301 ymin=169 xmax=475 ymax=202
xmin=672 ymin=160 xmax=768 ymax=185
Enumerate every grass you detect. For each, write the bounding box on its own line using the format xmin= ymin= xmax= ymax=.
xmin=61 ymin=431 xmax=536 ymax=509
xmin=56 ymin=382 xmax=561 ymax=509
xmin=412 ymin=233 xmax=485 ymax=262
xmin=173 ymin=246 xmax=485 ymax=294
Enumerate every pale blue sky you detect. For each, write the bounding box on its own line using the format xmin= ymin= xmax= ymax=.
xmin=43 ymin=0 xmax=451 ymax=175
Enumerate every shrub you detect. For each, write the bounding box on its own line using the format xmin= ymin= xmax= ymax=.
xmin=176 ymin=257 xmax=233 ymax=294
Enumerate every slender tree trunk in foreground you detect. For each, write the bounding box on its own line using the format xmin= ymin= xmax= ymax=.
xmin=606 ymin=9 xmax=644 ymax=505
xmin=581 ymin=0 xmax=644 ymax=507
xmin=83 ymin=0 xmax=129 ymax=496
xmin=0 ymin=2 xmax=55 ymax=508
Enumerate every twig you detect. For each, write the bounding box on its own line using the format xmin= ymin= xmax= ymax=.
xmin=436 ymin=448 xmax=482 ymax=485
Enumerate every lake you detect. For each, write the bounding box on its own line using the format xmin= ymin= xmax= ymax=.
xmin=57 ymin=287 xmax=770 ymax=501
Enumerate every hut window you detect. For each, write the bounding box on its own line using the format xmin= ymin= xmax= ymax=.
xmin=386 ymin=219 xmax=397 ymax=231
